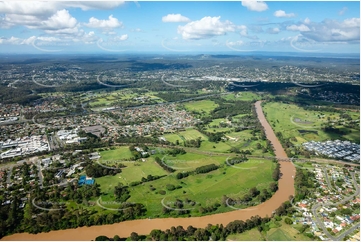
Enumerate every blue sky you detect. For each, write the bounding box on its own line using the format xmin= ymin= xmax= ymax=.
xmin=0 ymin=1 xmax=359 ymax=54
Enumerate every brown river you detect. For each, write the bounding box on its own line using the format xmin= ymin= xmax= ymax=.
xmin=2 ymin=100 xmax=296 ymax=241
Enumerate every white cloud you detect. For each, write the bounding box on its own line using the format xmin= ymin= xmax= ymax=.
xmin=241 ymin=1 xmax=268 ymax=12
xmin=177 ymin=16 xmax=236 ymax=40
xmin=286 ymin=24 xmax=310 ymax=32
xmin=274 ymin=10 xmax=295 ymax=18
xmin=304 ymin=18 xmax=311 ymax=24
xmin=301 ymin=18 xmax=360 ymax=42
xmin=0 ymin=2 xmax=58 ymax=16
xmin=114 ymin=34 xmax=128 ymax=41
xmin=1 ymin=8 xmax=79 ymax=36
xmin=0 ymin=36 xmax=39 ymax=45
xmin=0 ymin=1 xmax=124 ymax=15
xmin=2 ymin=14 xmax=41 ymax=28
xmin=267 ymin=27 xmax=280 ymax=34
xmin=41 ymin=9 xmax=77 ymax=30
xmin=85 ymin=15 xmax=123 ymax=30
xmin=62 ymin=1 xmax=125 ymax=11
xmin=339 ymin=7 xmax=348 ymax=16
xmin=343 ymin=18 xmax=360 ymax=27
xmin=162 ymin=14 xmax=190 ymax=23
xmin=0 ymin=1 xmax=124 ymax=38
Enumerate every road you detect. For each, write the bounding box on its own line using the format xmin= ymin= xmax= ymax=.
xmin=36 ymin=159 xmax=44 ymax=189
xmin=323 ymin=167 xmax=335 ymax=192
xmin=311 ymin=171 xmax=360 ymax=241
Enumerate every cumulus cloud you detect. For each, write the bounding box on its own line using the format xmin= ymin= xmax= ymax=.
xmin=241 ymin=1 xmax=268 ymax=12
xmin=41 ymin=9 xmax=77 ymax=30
xmin=0 ymin=35 xmax=50 ymax=45
xmin=177 ymin=16 xmax=236 ymax=40
xmin=286 ymin=24 xmax=310 ymax=32
xmin=0 ymin=1 xmax=123 ymax=33
xmin=85 ymin=15 xmax=123 ymax=30
xmin=113 ymin=34 xmax=128 ymax=41
xmin=283 ymin=18 xmax=359 ymax=43
xmin=274 ymin=10 xmax=295 ymax=18
xmin=301 ymin=18 xmax=360 ymax=42
xmin=162 ymin=14 xmax=190 ymax=23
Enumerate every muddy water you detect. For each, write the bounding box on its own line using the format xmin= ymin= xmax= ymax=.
xmin=2 ymin=101 xmax=295 ymax=241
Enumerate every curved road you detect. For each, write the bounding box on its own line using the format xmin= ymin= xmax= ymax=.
xmin=311 ymin=172 xmax=360 ymax=241
xmin=1 ymin=101 xmax=296 ymax=241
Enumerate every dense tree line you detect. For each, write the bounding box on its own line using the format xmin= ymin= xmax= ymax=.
xmin=103 ymin=214 xmax=274 ymax=241
xmin=210 ymin=100 xmax=253 ymax=119
xmin=166 ymin=147 xmax=186 ymax=156
xmin=195 ymin=164 xmax=218 ymax=174
xmin=129 ymin=174 xmax=166 ymax=187
xmin=0 ymin=85 xmax=42 ymax=105
xmin=294 ymin=167 xmax=316 ymax=201
xmin=183 ymin=138 xmax=202 ymax=148
xmin=114 ymin=183 xmax=130 ymax=202
xmin=0 ymin=181 xmax=146 ymax=238
xmin=272 ymin=163 xmax=281 ymax=181
xmin=154 ymin=157 xmax=175 ymax=173
xmin=175 ymin=171 xmax=191 ymax=179
xmin=176 ymin=163 xmax=220 ymax=180
xmin=85 ymin=163 xmax=120 ymax=178
xmin=226 ymin=155 xmax=248 ymax=165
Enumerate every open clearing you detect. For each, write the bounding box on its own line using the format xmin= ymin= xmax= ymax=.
xmin=184 ymin=100 xmax=218 ymax=114
xmin=262 ymin=102 xmax=360 ymax=144
xmin=99 ymin=146 xmax=134 ymax=161
xmin=122 ymin=154 xmax=276 ymax=216
xmin=227 ymin=228 xmax=264 ymax=240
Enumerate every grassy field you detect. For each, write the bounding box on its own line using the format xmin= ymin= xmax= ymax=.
xmin=267 ymin=228 xmax=292 ymax=240
xmin=227 ymin=228 xmax=264 ymax=241
xmin=160 ymin=152 xmax=225 ymax=170
xmin=118 ymin=154 xmax=276 ymax=216
xmin=184 ymin=100 xmax=218 ymax=114
xmin=164 ymin=127 xmax=270 ymax=155
xmin=99 ymin=146 xmax=134 ymax=161
xmin=163 ymin=128 xmax=208 ymax=144
xmin=223 ymin=92 xmax=262 ymax=101
xmin=198 ymin=140 xmax=232 ymax=153
xmin=266 ymin=220 xmax=312 ymax=241
xmin=226 ymin=218 xmax=312 ymax=241
xmin=96 ymin=158 xmax=168 ymax=194
xmin=262 ymin=102 xmax=360 ymax=144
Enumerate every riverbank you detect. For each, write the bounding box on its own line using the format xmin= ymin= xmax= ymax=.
xmin=1 ymin=101 xmax=295 ymax=241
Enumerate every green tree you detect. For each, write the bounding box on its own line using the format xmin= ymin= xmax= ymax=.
xmin=284 ymin=217 xmax=293 ymax=225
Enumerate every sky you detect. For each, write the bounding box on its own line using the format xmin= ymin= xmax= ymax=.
xmin=0 ymin=1 xmax=360 ymax=54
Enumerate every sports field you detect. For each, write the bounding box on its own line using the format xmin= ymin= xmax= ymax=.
xmin=99 ymin=146 xmax=134 ymax=161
